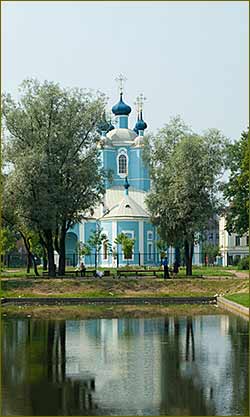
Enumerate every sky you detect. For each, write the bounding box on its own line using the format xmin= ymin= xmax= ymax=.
xmin=2 ymin=1 xmax=249 ymax=140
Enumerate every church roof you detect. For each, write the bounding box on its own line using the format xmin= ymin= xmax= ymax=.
xmin=106 ymin=128 xmax=137 ymax=143
xmin=101 ymin=193 xmax=149 ymax=219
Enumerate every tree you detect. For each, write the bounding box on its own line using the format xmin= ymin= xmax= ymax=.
xmin=3 ymin=79 xmax=106 ymax=276
xmin=115 ymin=233 xmax=135 ymax=264
xmin=144 ymin=117 xmax=227 ymax=275
xmin=223 ymin=129 xmax=249 ymax=236
xmin=87 ymin=225 xmax=111 ymax=268
xmin=202 ymin=243 xmax=220 ymax=265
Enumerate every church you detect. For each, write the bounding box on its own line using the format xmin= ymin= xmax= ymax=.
xmin=65 ymin=76 xmax=200 ymax=267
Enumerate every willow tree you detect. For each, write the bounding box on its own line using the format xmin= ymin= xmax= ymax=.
xmin=144 ymin=117 xmax=227 ymax=275
xmin=3 ymin=79 xmax=106 ymax=276
xmin=223 ymin=128 xmax=249 ymax=235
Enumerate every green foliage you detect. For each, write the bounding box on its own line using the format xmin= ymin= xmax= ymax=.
xmin=237 ymin=256 xmax=249 ymax=270
xmin=144 ymin=117 xmax=228 ymax=274
xmin=145 ymin=118 xmax=227 ymax=244
xmin=77 ymin=242 xmax=91 ymax=257
xmin=223 ymin=129 xmax=249 ymax=235
xmin=202 ymin=243 xmax=220 ymax=264
xmin=155 ymin=239 xmax=168 ymax=260
xmin=3 ymin=79 xmax=107 ymax=274
xmin=115 ymin=233 xmax=135 ymax=260
xmin=3 ymin=79 xmax=106 ymax=232
xmin=0 ymin=227 xmax=17 ymax=255
xmin=87 ymin=225 xmax=111 ymax=254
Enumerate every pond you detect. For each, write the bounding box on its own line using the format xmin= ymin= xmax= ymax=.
xmin=1 ymin=313 xmax=249 ymax=416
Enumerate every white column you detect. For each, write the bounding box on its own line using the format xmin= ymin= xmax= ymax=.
xmin=112 ymin=221 xmax=117 ymax=267
xmin=139 ymin=220 xmax=144 ymax=265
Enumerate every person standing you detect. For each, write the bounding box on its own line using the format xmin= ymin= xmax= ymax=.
xmin=163 ymin=256 xmax=170 ymax=279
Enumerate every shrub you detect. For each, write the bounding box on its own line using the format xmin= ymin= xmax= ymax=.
xmin=238 ymin=256 xmax=249 ymax=270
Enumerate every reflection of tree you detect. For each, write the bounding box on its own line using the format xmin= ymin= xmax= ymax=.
xmin=227 ymin=316 xmax=249 ymax=416
xmin=2 ymin=319 xmax=97 ymax=416
xmin=159 ymin=317 xmax=214 ymax=416
xmin=185 ymin=317 xmax=195 ymax=362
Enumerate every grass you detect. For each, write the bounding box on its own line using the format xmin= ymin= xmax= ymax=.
xmin=224 ymin=293 xmax=249 ymax=308
xmin=1 ymin=303 xmax=225 ymax=320
xmin=1 ymin=277 xmax=248 ymax=299
xmin=0 ymin=265 xmax=237 ymax=278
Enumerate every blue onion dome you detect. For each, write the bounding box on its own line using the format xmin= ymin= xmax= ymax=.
xmin=112 ymin=93 xmax=131 ymax=116
xmin=134 ymin=111 xmax=147 ymax=131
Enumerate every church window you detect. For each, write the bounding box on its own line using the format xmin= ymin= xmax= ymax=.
xmin=103 ymin=242 xmax=108 ymax=260
xmin=147 ymin=231 xmax=153 ymax=241
xmin=148 ymin=242 xmax=153 ymax=260
xmin=118 ymin=154 xmax=127 ymax=174
xmin=122 ymin=231 xmax=134 ymax=260
xmin=235 ymin=236 xmax=240 ymax=246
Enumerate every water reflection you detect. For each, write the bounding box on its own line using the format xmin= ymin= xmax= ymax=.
xmin=1 ymin=315 xmax=249 ymax=416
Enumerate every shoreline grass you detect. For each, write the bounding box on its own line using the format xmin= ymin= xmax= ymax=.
xmin=1 ymin=277 xmax=248 ymax=299
xmin=224 ymin=293 xmax=249 ymax=308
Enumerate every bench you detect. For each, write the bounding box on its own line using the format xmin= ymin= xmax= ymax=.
xmin=117 ymin=269 xmax=165 ymax=278
xmin=42 ymin=269 xmax=97 ymax=278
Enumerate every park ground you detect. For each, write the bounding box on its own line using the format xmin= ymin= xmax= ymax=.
xmin=1 ymin=266 xmax=249 ymax=310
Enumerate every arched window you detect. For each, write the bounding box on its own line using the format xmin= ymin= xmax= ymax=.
xmin=118 ymin=154 xmax=127 ymax=174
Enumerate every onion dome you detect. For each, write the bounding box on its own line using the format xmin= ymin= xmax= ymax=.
xmin=112 ymin=93 xmax=131 ymax=116
xmin=134 ymin=111 xmax=147 ymax=132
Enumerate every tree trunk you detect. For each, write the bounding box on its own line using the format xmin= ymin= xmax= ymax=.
xmin=43 ymin=248 xmax=48 ymax=270
xmin=58 ymin=223 xmax=66 ymax=276
xmin=44 ymin=230 xmax=56 ymax=277
xmin=27 ymin=253 xmax=32 ymax=273
xmin=184 ymin=238 xmax=194 ymax=276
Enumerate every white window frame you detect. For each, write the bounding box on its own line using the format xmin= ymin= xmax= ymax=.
xmin=147 ymin=242 xmax=153 ymax=261
xmin=117 ymin=148 xmax=128 ymax=178
xmin=147 ymin=231 xmax=153 ymax=241
xmin=121 ymin=230 xmax=134 ymax=261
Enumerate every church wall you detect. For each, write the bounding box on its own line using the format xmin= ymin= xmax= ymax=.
xmin=102 ymin=147 xmax=150 ymax=192
xmin=143 ymin=222 xmax=158 ymax=264
xmin=68 ymin=223 xmax=80 ymax=239
xmin=84 ymin=221 xmax=97 ymax=243
xmin=117 ymin=220 xmax=139 ymax=265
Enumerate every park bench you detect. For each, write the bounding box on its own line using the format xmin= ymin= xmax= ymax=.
xmin=42 ymin=269 xmax=97 ymax=278
xmin=117 ymin=269 xmax=165 ymax=278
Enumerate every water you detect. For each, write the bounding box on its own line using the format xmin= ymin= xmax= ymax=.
xmin=1 ymin=314 xmax=249 ymax=416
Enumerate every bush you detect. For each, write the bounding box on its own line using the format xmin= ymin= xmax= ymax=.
xmin=238 ymin=256 xmax=249 ymax=270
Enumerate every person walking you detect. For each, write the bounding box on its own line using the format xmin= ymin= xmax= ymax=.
xmin=163 ymin=256 xmax=170 ymax=279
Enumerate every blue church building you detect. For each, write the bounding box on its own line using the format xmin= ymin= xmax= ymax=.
xmin=65 ymin=77 xmax=201 ymax=267
xmin=64 ymin=77 xmax=162 ymax=267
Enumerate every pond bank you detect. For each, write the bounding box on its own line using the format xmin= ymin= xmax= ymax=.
xmin=218 ymin=296 xmax=249 ymax=320
xmin=1 ymin=295 xmax=217 ymax=306
xmin=1 ymin=303 xmax=225 ymax=319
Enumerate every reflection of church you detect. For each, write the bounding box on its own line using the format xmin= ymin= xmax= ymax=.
xmin=2 ymin=315 xmax=249 ymax=416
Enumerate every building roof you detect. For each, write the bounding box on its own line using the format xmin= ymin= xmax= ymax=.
xmin=106 ymin=128 xmax=137 ymax=143
xmin=101 ymin=193 xmax=149 ymax=219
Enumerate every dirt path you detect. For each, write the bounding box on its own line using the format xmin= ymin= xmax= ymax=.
xmin=227 ymin=270 xmax=249 ymax=279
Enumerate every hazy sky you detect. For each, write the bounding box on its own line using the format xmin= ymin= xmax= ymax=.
xmin=2 ymin=1 xmax=249 ymax=139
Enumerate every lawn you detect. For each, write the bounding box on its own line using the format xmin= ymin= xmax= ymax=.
xmin=1 ymin=277 xmax=248 ymax=299
xmin=225 ymin=293 xmax=249 ymax=308
xmin=0 ymin=265 xmax=236 ymax=278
